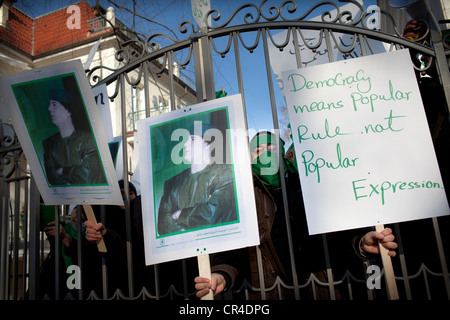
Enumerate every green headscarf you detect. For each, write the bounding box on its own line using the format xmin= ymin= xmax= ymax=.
xmin=250 ymin=132 xmax=283 ymax=187
xmin=284 ymin=142 xmax=298 ymax=173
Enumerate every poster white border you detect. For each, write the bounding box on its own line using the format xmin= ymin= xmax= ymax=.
xmin=137 ymin=94 xmax=259 ymax=265
xmin=0 ymin=60 xmax=123 ymax=205
xmin=281 ymin=49 xmax=449 ymax=234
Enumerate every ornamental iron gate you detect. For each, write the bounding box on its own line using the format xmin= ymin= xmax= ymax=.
xmin=1 ymin=0 xmax=450 ymax=300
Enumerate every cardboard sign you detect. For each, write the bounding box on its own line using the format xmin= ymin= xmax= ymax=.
xmin=282 ymin=49 xmax=449 ymax=234
xmin=0 ymin=60 xmax=123 ymax=205
xmin=137 ymin=94 xmax=259 ymax=265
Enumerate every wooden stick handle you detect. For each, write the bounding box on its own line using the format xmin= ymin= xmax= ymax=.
xmin=197 ymin=254 xmax=214 ymax=300
xmin=83 ymin=205 xmax=107 ymax=253
xmin=375 ymin=224 xmax=398 ymax=300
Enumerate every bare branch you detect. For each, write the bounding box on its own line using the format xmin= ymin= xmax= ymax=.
xmin=106 ymin=0 xmax=179 ymax=40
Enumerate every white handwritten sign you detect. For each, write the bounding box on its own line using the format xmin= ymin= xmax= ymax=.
xmin=282 ymin=49 xmax=450 ymax=235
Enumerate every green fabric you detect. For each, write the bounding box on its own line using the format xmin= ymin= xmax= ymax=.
xmin=249 ymin=133 xmax=275 ymax=154
xmin=251 ymin=151 xmax=281 ymax=187
xmin=250 ymin=132 xmax=283 ymax=187
xmin=61 ymin=223 xmax=83 ymax=268
xmin=215 ymin=90 xmax=227 ymax=98
xmin=284 ymin=143 xmax=298 ymax=173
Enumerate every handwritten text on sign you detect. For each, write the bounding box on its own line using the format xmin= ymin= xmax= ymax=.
xmin=282 ymin=49 xmax=449 ymax=235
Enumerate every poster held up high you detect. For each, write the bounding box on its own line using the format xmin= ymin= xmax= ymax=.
xmin=282 ymin=49 xmax=449 ymax=235
xmin=137 ymin=94 xmax=259 ymax=265
xmin=0 ymin=60 xmax=123 ymax=206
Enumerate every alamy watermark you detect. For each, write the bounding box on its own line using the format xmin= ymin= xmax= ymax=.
xmin=66 ymin=5 xmax=81 ymax=30
xmin=169 ymin=121 xmax=282 ymax=176
xmin=65 ymin=4 xmax=381 ymax=30
xmin=66 ymin=264 xmax=81 ymax=290
xmin=366 ymin=265 xmax=381 ymax=290
xmin=64 ymin=263 xmax=382 ymax=291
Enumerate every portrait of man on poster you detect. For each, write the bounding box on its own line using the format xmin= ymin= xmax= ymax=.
xmin=138 ymin=95 xmax=259 ymax=266
xmin=43 ymin=88 xmax=107 ymax=186
xmin=157 ymin=119 xmax=238 ymax=236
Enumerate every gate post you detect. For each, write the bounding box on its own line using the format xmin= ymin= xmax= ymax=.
xmin=192 ymin=27 xmax=215 ymax=103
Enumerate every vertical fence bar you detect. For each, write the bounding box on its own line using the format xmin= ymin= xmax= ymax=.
xmin=28 ymin=175 xmax=40 ymax=300
xmin=261 ymin=27 xmax=300 ymax=300
xmin=358 ymin=34 xmax=368 ymax=56
xmin=432 ymin=217 xmax=450 ymax=299
xmin=202 ymin=33 xmax=215 ymax=101
xmin=120 ymin=73 xmax=134 ymax=297
xmin=144 ymin=61 xmax=151 ymax=118
xmin=255 ymin=246 xmax=266 ymax=300
xmin=0 ymin=122 xmax=5 ymax=300
xmin=193 ymin=30 xmax=215 ymax=102
xmin=21 ymin=178 xmax=29 ymax=299
xmin=394 ymin=223 xmax=412 ymax=299
xmin=54 ymin=205 xmax=60 ymax=299
xmin=181 ymin=259 xmax=189 ymax=300
xmin=76 ymin=205 xmax=83 ymax=300
xmin=100 ymin=205 xmax=108 ymax=299
xmin=168 ymin=51 xmax=176 ymax=112
xmin=143 ymin=59 xmax=161 ymax=300
xmin=291 ymin=27 xmax=302 ymax=69
xmin=323 ymin=28 xmax=340 ymax=300
xmin=4 ymin=182 xmax=11 ymax=299
xmin=0 ymin=180 xmax=8 ymax=300
xmin=2 ymin=3 xmax=450 ymax=303
xmin=233 ymin=32 xmax=248 ymax=126
xmin=321 ymin=234 xmax=336 ymax=300
xmin=428 ymin=7 xmax=450 ymax=115
xmin=12 ymin=167 xmax=21 ymax=300
xmin=193 ymin=35 xmax=206 ymax=103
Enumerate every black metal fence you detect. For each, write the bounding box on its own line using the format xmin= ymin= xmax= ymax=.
xmin=1 ymin=0 xmax=449 ymax=300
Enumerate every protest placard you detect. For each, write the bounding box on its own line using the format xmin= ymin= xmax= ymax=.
xmin=282 ymin=49 xmax=449 ymax=235
xmin=0 ymin=60 xmax=123 ymax=206
xmin=137 ymin=94 xmax=259 ymax=265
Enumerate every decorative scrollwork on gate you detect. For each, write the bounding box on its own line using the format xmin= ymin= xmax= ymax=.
xmin=86 ymin=0 xmax=438 ymax=104
xmin=0 ymin=122 xmax=29 ymax=182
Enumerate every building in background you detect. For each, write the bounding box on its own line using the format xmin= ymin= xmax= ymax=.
xmin=0 ymin=0 xmax=197 ymax=183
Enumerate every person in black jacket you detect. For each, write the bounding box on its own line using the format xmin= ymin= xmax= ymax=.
xmin=85 ymin=180 xmax=198 ymax=298
xmin=43 ymin=88 xmax=106 ymax=186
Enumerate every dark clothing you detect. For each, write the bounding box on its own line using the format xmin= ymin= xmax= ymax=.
xmin=86 ymin=197 xmax=197 ymax=299
xmin=158 ymin=163 xmax=237 ymax=235
xmin=42 ymin=130 xmax=106 ymax=186
xmin=211 ymin=173 xmax=292 ymax=299
xmin=212 ymin=173 xmax=365 ymax=300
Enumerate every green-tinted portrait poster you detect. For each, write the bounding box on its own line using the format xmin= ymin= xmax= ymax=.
xmin=0 ymin=60 xmax=123 ymax=205
xmin=137 ymin=94 xmax=259 ymax=265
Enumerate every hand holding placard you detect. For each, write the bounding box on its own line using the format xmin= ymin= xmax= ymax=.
xmin=83 ymin=205 xmax=107 ymax=253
